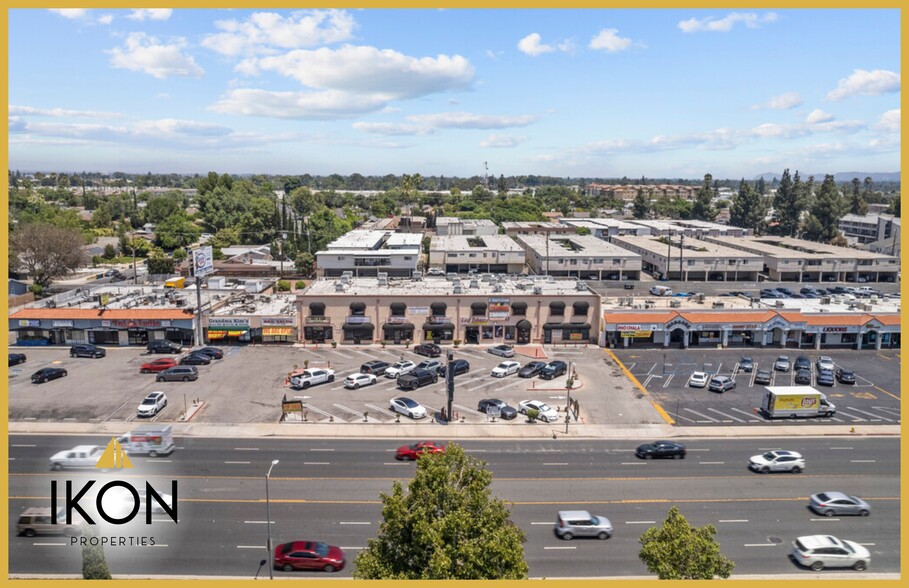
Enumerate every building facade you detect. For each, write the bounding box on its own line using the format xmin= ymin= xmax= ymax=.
xmin=316 ymin=230 xmax=423 ymax=278
xmin=9 ymin=309 xmax=196 ymax=347
xmin=428 ymin=235 xmax=525 ymax=274
xmin=514 ymin=234 xmax=642 ymax=279
xmin=609 ymin=235 xmax=761 ymax=281
xmin=435 ymin=217 xmax=499 ymax=236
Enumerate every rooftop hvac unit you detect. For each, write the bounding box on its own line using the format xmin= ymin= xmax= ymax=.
xmin=453 ymin=285 xmax=463 ymax=294
xmin=774 ymin=300 xmax=785 ymax=308
xmin=446 ymin=273 xmax=458 ymax=281
xmin=532 ymin=286 xmax=543 ymax=295
xmin=515 ymin=283 xmax=525 ymax=290
xmin=411 ymin=271 xmax=422 ymax=281
xmin=576 ymin=281 xmax=587 ymax=291
xmin=669 ymin=299 xmax=681 ymax=308
xmin=492 ymin=284 xmax=503 ymax=292
xmin=547 ymin=275 xmax=555 ymax=283
xmin=340 ymin=275 xmax=350 ymax=284
xmin=341 ymin=271 xmax=353 ymax=278
xmin=469 ymin=279 xmax=479 ymax=289
xmin=820 ymin=296 xmax=831 ymax=304
xmin=377 ymin=272 xmax=389 ymax=280
xmin=378 ymin=277 xmax=388 ymax=286
xmin=335 ymin=282 xmax=346 ymax=292
xmin=712 ymin=302 xmax=725 ymax=309
xmin=696 ymin=293 xmax=706 ymax=303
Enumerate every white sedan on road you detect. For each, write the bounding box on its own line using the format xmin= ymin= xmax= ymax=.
xmin=389 ymin=397 xmax=427 ymax=420
xmin=688 ymin=372 xmax=709 ymax=388
xmin=491 ymin=361 xmax=521 ymax=378
xmin=517 ymin=400 xmax=560 ymax=423
xmin=344 ymin=373 xmax=377 ymax=389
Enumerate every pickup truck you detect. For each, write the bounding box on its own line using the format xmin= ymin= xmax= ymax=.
xmin=397 ymin=368 xmax=439 ymax=391
xmin=49 ymin=445 xmax=105 ymax=470
xmin=290 ymin=368 xmax=336 ymax=389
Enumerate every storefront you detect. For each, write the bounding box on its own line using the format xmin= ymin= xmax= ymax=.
xmin=206 ymin=317 xmax=250 ymax=343
xmin=9 ymin=309 xmax=196 ymax=347
xmin=259 ymin=317 xmax=297 ymax=343
xmin=382 ymin=320 xmax=415 ymax=344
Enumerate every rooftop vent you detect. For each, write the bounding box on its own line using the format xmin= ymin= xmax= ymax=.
xmin=453 ymin=285 xmax=463 ymax=294
xmin=335 ymin=282 xmax=346 ymax=292
xmin=576 ymin=281 xmax=587 ymax=291
xmin=469 ymin=279 xmax=479 ymax=289
xmin=411 ymin=271 xmax=422 ymax=281
xmin=669 ymin=299 xmax=681 ymax=308
xmin=532 ymin=286 xmax=543 ymax=295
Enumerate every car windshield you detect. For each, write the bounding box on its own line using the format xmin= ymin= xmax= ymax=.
xmin=539 ymin=403 xmax=552 ymax=412
xmin=816 ymin=493 xmax=830 ymax=501
xmin=313 ymin=542 xmax=329 ymax=557
xmin=141 ymin=399 xmax=156 ymax=405
xmin=761 ymin=452 xmax=777 ymax=460
xmin=842 ymin=541 xmax=855 ymax=554
xmin=590 ymin=516 xmax=600 ymax=525
xmin=497 ymin=363 xmax=510 ymax=369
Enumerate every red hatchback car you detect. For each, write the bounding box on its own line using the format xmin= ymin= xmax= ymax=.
xmin=395 ymin=441 xmax=445 ymax=461
xmin=274 ymin=541 xmax=345 ymax=573
xmin=140 ymin=358 xmax=178 ymax=373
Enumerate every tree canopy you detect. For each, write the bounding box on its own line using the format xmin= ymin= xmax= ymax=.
xmin=353 ymin=444 xmax=528 ymax=580
xmin=10 ymin=223 xmax=87 ymax=288
xmin=639 ymin=506 xmax=734 ymax=580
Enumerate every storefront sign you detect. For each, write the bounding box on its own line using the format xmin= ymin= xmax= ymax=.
xmin=823 ymin=327 xmax=851 ymax=333
xmin=427 ymin=316 xmax=450 ymax=324
xmin=408 ymin=307 xmax=430 ymax=315
xmin=263 ymin=327 xmax=294 ymax=336
xmin=666 ymin=319 xmax=691 ymax=329
xmin=262 ymin=317 xmax=295 ymax=326
xmin=111 ymin=319 xmax=163 ymax=328
xmin=488 ymin=311 xmax=510 ymax=321
xmin=616 ymin=324 xmax=641 ymax=331
xmin=208 ymin=317 xmax=250 ymax=328
xmin=621 ymin=331 xmax=653 ymax=338
xmin=305 ymin=316 xmax=331 ymax=323
xmin=730 ymin=324 xmax=759 ymax=330
xmin=52 ymin=320 xmax=74 ymax=328
xmin=488 ymin=297 xmax=510 ymax=313
xmin=569 ymin=332 xmax=584 ymax=341
xmin=461 ymin=317 xmax=488 ymax=325
xmin=99 ymin=293 xmax=110 ymax=307
xmin=18 ymin=319 xmax=40 ymax=327
xmin=345 ymin=316 xmax=371 ymax=324
xmin=386 ymin=316 xmax=410 ymax=323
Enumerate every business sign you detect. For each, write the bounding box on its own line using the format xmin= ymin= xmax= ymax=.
xmin=263 ymin=327 xmax=294 ymax=336
xmin=305 ymin=316 xmax=331 ymax=324
xmin=427 ymin=316 xmax=450 ymax=324
xmin=52 ymin=320 xmax=74 ymax=328
xmin=461 ymin=317 xmax=488 ymax=325
xmin=621 ymin=330 xmax=653 ymax=338
xmin=345 ymin=316 xmax=371 ymax=324
xmin=262 ymin=317 xmax=295 ymax=326
xmin=488 ymin=297 xmax=510 ymax=313
xmin=730 ymin=324 xmax=759 ymax=330
xmin=488 ymin=311 xmax=510 ymax=321
xmin=192 ymin=246 xmax=214 ymax=278
xmin=386 ymin=316 xmax=410 ymax=323
xmin=616 ymin=324 xmax=642 ymax=332
xmin=111 ymin=319 xmax=163 ymax=328
xmin=408 ymin=307 xmax=430 ymax=315
xmin=208 ymin=317 xmax=249 ymax=329
xmin=18 ymin=319 xmax=40 ymax=327
xmin=823 ymin=326 xmax=851 ymax=333
xmin=99 ymin=293 xmax=110 ymax=307
xmin=569 ymin=332 xmax=584 ymax=341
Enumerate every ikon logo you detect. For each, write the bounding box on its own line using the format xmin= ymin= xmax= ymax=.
xmin=97 ymin=437 xmax=133 ymax=469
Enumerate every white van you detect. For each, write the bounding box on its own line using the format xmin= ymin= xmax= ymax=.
xmin=649 ymin=285 xmax=673 ymax=296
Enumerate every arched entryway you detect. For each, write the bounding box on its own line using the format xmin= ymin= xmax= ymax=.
xmin=669 ymin=327 xmax=687 ymax=348
xmin=516 ymin=319 xmax=532 ymax=344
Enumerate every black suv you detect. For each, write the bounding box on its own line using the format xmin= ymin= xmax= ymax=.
xmin=397 ymin=368 xmax=439 ymax=390
xmin=413 ymin=343 xmax=441 ymax=357
xmin=361 ymin=360 xmax=390 ymax=376
xmin=147 ymin=340 xmax=183 ymax=354
xmin=794 ymin=356 xmax=811 ymax=372
xmin=539 ymin=360 xmax=568 ymax=380
xmin=440 ymin=359 xmax=470 ymax=377
xmin=70 ymin=344 xmax=106 ymax=359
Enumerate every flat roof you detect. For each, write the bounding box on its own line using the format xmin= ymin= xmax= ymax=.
xmin=559 ymin=218 xmax=643 ymax=230
xmin=436 ymin=217 xmax=497 ymax=227
xmin=501 ymin=221 xmax=567 ymax=229
xmin=430 ymin=235 xmax=523 ymax=252
xmin=385 ymin=233 xmax=424 ymax=247
xmin=714 ymin=236 xmax=898 ymax=260
xmin=515 ymin=234 xmax=641 ymax=258
xmin=610 ymin=235 xmax=762 ymax=259
xmin=303 ymin=276 xmax=599 ymax=297
xmin=322 ymin=230 xmax=422 ymax=252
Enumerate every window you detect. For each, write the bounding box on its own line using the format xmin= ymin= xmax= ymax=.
xmin=688 ymin=260 xmax=695 ymax=266
xmin=404 ymin=256 xmax=412 ymax=261
xmin=337 ymin=256 xmax=346 ymax=261
xmin=469 ymin=253 xmax=477 ymax=258
xmin=569 ymin=259 xmax=577 ymax=265
xmin=612 ymin=258 xmax=620 ymax=264
xmin=447 ymin=253 xmax=457 ymax=258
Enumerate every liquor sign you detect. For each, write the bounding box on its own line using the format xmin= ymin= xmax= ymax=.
xmin=52 ymin=320 xmax=74 ymax=328
xmin=262 ymin=317 xmax=295 ymax=326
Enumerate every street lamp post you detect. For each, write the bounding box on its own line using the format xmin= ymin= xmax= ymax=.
xmin=265 ymin=459 xmax=280 ymax=579
xmin=278 ymin=232 xmax=288 ymax=278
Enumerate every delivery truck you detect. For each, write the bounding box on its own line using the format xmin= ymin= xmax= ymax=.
xmin=117 ymin=424 xmax=175 ymax=457
xmin=760 ymin=386 xmax=836 ymax=419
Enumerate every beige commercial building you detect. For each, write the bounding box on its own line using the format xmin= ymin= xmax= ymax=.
xmin=501 ymin=221 xmax=575 ymax=238
xmin=435 ymin=217 xmax=499 ymax=236
xmin=297 ymin=276 xmax=600 ymax=346
xmin=428 ymin=235 xmax=525 ymax=274
xmin=610 ymin=235 xmax=762 ymax=281
xmin=514 ymin=234 xmax=642 ymax=280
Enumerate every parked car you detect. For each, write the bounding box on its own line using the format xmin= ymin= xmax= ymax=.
xmin=539 ymin=360 xmax=568 ymax=380
xmin=140 ymin=358 xmax=178 ymax=373
xmin=147 ymin=340 xmax=183 ymax=354
xmin=836 ymin=368 xmax=856 ymax=384
xmin=708 ymin=375 xmax=736 ymax=393
xmin=790 ymin=535 xmax=870 ymax=571
xmin=290 ymin=369 xmax=335 ymax=389
xmin=31 ymin=367 xmax=67 ymax=384
xmin=688 ymin=371 xmax=709 ymax=388
xmin=518 ymin=361 xmax=547 ymax=378
xmin=491 ymin=361 xmax=521 ymax=378
xmin=395 ymin=441 xmax=445 ymax=461
xmin=70 ymin=344 xmax=105 ymax=359
xmin=415 ymin=359 xmax=443 ymax=374
xmin=774 ymin=355 xmax=791 ymax=372
xmin=8 ymin=353 xmax=26 ymax=366
xmin=137 ymin=391 xmax=167 ymax=417
xmin=274 ymin=541 xmax=345 ymax=573
xmin=795 ymin=369 xmax=812 ymax=385
xmin=476 ymin=398 xmax=518 ymax=420
xmin=794 ymin=356 xmax=811 ymax=372
xmin=440 ymin=359 xmax=470 ymax=377
xmin=413 ymin=343 xmax=441 ymax=357
xmin=749 ymin=450 xmax=805 ymax=473
xmin=389 ymin=397 xmax=427 ymax=419
xmin=156 ymin=366 xmax=199 ymax=382
xmin=554 ymin=510 xmax=613 ymax=540
xmin=754 ymin=369 xmax=772 ymax=385
xmin=738 ymin=357 xmax=754 ymax=373
xmin=385 ymin=360 xmax=417 ymax=379
xmin=426 ymin=267 xmax=445 ymax=276
xmin=517 ymin=400 xmax=560 ymax=423
xmin=808 ymin=491 xmax=871 ymax=517
xmin=360 ymin=360 xmax=390 ymax=376
xmin=635 ymin=441 xmax=686 ymax=459
xmin=344 ymin=373 xmax=377 ymax=389
xmin=816 ymin=369 xmax=835 ymax=387
xmin=194 ymin=346 xmax=224 ymax=359
xmin=816 ymin=356 xmax=835 ymax=372
xmin=488 ymin=344 xmax=515 ymax=358
xmin=179 ymin=353 xmax=212 ymax=366
xmin=396 ymin=368 xmax=439 ymax=391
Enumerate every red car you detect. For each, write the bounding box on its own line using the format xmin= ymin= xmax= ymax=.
xmin=140 ymin=358 xmax=178 ymax=374
xmin=395 ymin=441 xmax=446 ymax=461
xmin=274 ymin=541 xmax=345 ymax=573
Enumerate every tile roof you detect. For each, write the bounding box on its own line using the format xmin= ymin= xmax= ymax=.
xmin=9 ymin=308 xmax=192 ymax=320
xmin=680 ymin=311 xmax=777 ymax=323
xmin=603 ymin=312 xmax=679 ymax=323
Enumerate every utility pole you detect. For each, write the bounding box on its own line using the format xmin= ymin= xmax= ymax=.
xmin=446 ymin=350 xmax=455 ymax=422
xmin=666 ymin=233 xmax=671 ymax=280
xmin=679 ymin=234 xmax=684 ymax=279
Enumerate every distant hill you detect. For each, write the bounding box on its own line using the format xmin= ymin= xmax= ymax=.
xmin=755 ymin=172 xmax=900 ymax=183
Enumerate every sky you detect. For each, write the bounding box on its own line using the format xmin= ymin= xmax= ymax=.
xmin=7 ymin=8 xmax=901 ymax=180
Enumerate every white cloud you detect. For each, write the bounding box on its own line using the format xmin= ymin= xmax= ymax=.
xmin=98 ymin=14 xmax=114 ymax=25
xmin=8 ymin=105 xmax=121 ymax=119
xmin=8 ymin=117 xmax=27 ymax=133
xmin=407 ymin=112 xmax=537 ymax=129
xmin=243 ymin=45 xmax=474 ymax=101
xmin=678 ymin=12 xmax=778 ymax=33
xmin=875 ymin=109 xmax=900 ymax=133
xmin=202 ymin=10 xmax=356 ymax=57
xmin=133 ymin=119 xmax=231 ymax=137
xmin=826 ymin=69 xmax=900 ymax=100
xmin=352 ymin=122 xmax=430 ymax=136
xmin=108 ymin=33 xmax=204 ymax=79
xmin=480 ymin=134 xmax=527 ymax=148
xmin=588 ymin=29 xmax=633 ymax=52
xmin=211 ymin=88 xmax=388 ymax=120
xmin=752 ymin=119 xmax=863 ymax=138
xmin=751 ymin=92 xmax=802 ymax=110
xmin=48 ymin=9 xmax=88 ymax=19
xmin=517 ymin=33 xmax=552 ymax=56
xmin=806 ymin=109 xmax=834 ymax=124
xmin=127 ymin=9 xmax=173 ymax=21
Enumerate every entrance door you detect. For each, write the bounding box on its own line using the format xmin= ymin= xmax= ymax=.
xmin=465 ymin=327 xmax=480 ymax=344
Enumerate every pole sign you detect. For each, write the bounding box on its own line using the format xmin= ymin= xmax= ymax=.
xmin=192 ymin=246 xmax=214 ymax=277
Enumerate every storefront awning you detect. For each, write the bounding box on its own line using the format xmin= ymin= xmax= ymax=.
xmin=516 ymin=319 xmax=532 ymax=330
xmin=208 ymin=330 xmax=227 ymax=339
xmin=383 ymin=322 xmax=415 ymax=332
xmin=343 ymin=322 xmax=374 ymax=334
xmin=543 ymin=322 xmax=591 ymax=330
xmin=423 ymin=322 xmax=454 ymax=331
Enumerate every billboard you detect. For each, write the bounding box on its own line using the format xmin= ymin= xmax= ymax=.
xmin=192 ymin=246 xmax=214 ymax=277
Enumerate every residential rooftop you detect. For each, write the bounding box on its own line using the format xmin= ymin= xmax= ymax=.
xmin=515 ymin=234 xmax=641 ymax=257
xmin=324 ymin=230 xmax=422 ymax=251
xmin=715 ymin=236 xmax=898 ymax=260
xmin=610 ymin=235 xmax=763 ymax=259
xmin=430 ymin=235 xmax=524 ymax=252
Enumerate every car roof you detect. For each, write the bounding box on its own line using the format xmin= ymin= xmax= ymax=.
xmin=771 ymin=450 xmax=801 ymax=457
xmin=815 ymin=491 xmax=850 ymax=501
xmin=796 ymin=535 xmax=842 ymax=549
xmin=558 ymin=510 xmax=593 ymax=519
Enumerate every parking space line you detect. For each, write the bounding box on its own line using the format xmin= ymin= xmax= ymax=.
xmin=845 ymin=407 xmax=894 ymax=422
xmin=682 ymin=408 xmax=717 ymax=423
xmin=453 ymin=403 xmax=483 ymax=416
xmin=333 ymin=403 xmax=382 ymax=422
xmin=873 ymin=385 xmax=900 ymax=401
xmin=872 ymin=406 xmax=901 ymax=416
xmin=303 ymin=404 xmax=345 ymax=421
xmin=833 ymin=410 xmax=868 ymax=421
xmin=225 ymin=461 xmax=251 ymax=464
xmin=730 ymin=407 xmax=762 ymax=422
xmin=662 ymin=374 xmax=674 ymax=388
xmin=706 ymin=408 xmax=745 ymax=423
xmin=364 ymin=403 xmax=397 ymax=417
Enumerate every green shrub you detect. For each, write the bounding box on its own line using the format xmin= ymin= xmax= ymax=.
xmin=276 ymin=280 xmax=291 ymax=292
xmin=295 ymin=280 xmax=306 ymax=290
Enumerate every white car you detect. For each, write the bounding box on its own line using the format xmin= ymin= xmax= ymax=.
xmin=49 ymin=445 xmax=105 ymax=470
xmin=426 ymin=268 xmax=445 ymax=276
xmin=137 ymin=391 xmax=167 ymax=417
xmin=389 ymin=397 xmax=427 ymax=419
xmin=688 ymin=372 xmax=709 ymax=388
xmin=491 ymin=361 xmax=521 ymax=378
xmin=385 ymin=361 xmax=417 ymax=379
xmin=816 ymin=356 xmax=835 ymax=372
xmin=749 ymin=450 xmax=805 ymax=474
xmin=791 ymin=535 xmax=870 ymax=571
xmin=344 ymin=373 xmax=377 ymax=389
xmin=488 ymin=345 xmax=516 ymax=358
xmin=290 ymin=368 xmax=336 ymax=389
xmin=517 ymin=400 xmax=560 ymax=423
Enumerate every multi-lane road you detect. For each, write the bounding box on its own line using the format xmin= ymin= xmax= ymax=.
xmin=9 ymin=435 xmax=899 ymax=578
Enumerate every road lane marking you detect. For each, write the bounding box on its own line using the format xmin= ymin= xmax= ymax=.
xmin=829 ymin=447 xmax=854 ymax=450
xmin=243 ymin=521 xmax=274 ymax=524
xmin=810 ymin=518 xmax=840 ymax=521
xmin=310 ymin=448 xmax=335 ymax=452
xmin=744 ymin=544 xmax=776 ymax=547
xmin=543 ymin=463 xmax=569 ymax=466
xmin=144 ymin=460 xmax=172 ymax=463
xmin=340 ymin=521 xmax=371 ymax=525
xmin=11 ymin=444 xmax=36 ymax=447
xmin=234 ymin=447 xmax=260 ymax=451
xmin=224 ymin=461 xmax=251 ymax=464
xmin=621 ymin=462 xmax=646 ymax=465
xmin=718 ymin=519 xmax=748 ymax=523
xmin=700 ymin=462 xmax=725 ymax=465
xmin=683 ymin=408 xmax=717 ymax=423
xmin=33 ymin=542 xmax=66 ymax=546
xmin=858 ymin=543 xmax=876 ymax=546
xmin=339 ymin=546 xmax=365 ymax=550
xmin=686 ymin=448 xmax=710 ymax=452
xmin=304 ymin=462 xmax=330 ymax=465
xmin=873 ymin=385 xmax=900 ymax=401
xmin=625 ymin=521 xmax=656 ymax=524
xmin=237 ymin=546 xmax=264 ymax=549
xmin=707 ymin=408 xmax=745 ymax=423
xmin=544 ymin=546 xmax=576 ymax=550
xmin=850 ymin=460 xmax=876 ymax=463
xmin=530 ymin=522 xmax=552 ymax=525
xmin=662 ymin=374 xmax=674 ymax=388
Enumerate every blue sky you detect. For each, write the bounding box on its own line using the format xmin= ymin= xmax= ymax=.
xmin=8 ymin=8 xmax=900 ymax=179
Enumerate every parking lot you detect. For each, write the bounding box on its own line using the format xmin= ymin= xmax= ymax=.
xmin=7 ymin=344 xmax=666 ymax=428
xmin=612 ymin=348 xmax=901 ymax=426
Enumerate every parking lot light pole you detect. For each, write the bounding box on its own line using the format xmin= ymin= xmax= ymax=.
xmin=265 ymin=459 xmax=280 ymax=579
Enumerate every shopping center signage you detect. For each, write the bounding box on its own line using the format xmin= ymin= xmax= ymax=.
xmin=262 ymin=317 xmax=295 ymax=326
xmin=208 ymin=317 xmax=250 ymax=329
xmin=106 ymin=319 xmax=169 ymax=328
xmin=18 ymin=319 xmax=40 ymax=327
xmin=488 ymin=297 xmax=510 ymax=313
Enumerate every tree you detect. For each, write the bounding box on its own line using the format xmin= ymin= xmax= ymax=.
xmin=10 ymin=223 xmax=87 ymax=288
xmin=353 ymin=444 xmax=528 ymax=580
xmin=102 ymin=243 xmax=118 ymax=260
xmin=147 ymin=255 xmax=176 ymax=275
xmin=154 ymin=213 xmax=201 ymax=250
xmin=801 ymin=174 xmax=846 ymax=243
xmin=729 ymin=180 xmax=769 ymax=234
xmin=294 ymin=252 xmax=315 ymax=276
xmin=575 ymin=226 xmax=591 ymax=236
xmin=772 ymin=169 xmax=802 ymax=237
xmin=848 ymin=178 xmax=868 ymax=215
xmin=81 ymin=526 xmax=112 ymax=579
xmin=638 ymin=506 xmax=734 ymax=580
xmin=887 ymin=193 xmax=900 ymax=216
xmin=632 ymin=189 xmax=650 ymax=219
xmin=690 ymin=174 xmax=714 ymax=221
